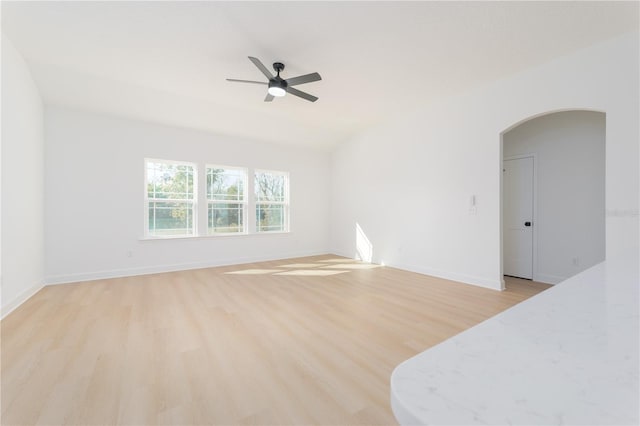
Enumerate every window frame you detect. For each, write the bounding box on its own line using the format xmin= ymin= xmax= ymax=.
xmin=206 ymin=164 xmax=248 ymax=235
xmin=254 ymin=169 xmax=290 ymax=234
xmin=144 ymin=158 xmax=198 ymax=238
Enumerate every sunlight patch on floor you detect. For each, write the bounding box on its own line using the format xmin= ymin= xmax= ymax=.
xmin=225 ymin=269 xmax=284 ymax=275
xmin=223 ymin=258 xmax=381 ymax=276
xmin=274 ymin=270 xmax=349 ymax=276
xmin=320 ymin=264 xmax=381 ymax=270
xmin=279 ymin=263 xmax=322 ymax=268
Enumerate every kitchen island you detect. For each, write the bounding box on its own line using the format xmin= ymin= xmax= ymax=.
xmin=391 ymin=252 xmax=639 ymax=425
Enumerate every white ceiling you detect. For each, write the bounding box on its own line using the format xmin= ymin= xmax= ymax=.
xmin=2 ymin=1 xmax=638 ymax=150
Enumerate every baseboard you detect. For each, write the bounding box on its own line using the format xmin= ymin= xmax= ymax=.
xmin=1 ymin=282 xmax=45 ymax=320
xmin=45 ymin=250 xmax=330 ymax=285
xmin=330 ymin=248 xmax=356 ymax=260
xmin=534 ymin=273 xmax=565 ymax=285
xmin=391 ymin=262 xmax=503 ymax=290
xmin=329 ymin=248 xmax=502 ymax=290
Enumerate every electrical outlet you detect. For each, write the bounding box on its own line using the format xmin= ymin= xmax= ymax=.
xmin=126 ymin=250 xmax=133 ymax=258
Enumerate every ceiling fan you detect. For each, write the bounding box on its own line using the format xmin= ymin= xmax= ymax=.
xmin=227 ymin=56 xmax=322 ymax=102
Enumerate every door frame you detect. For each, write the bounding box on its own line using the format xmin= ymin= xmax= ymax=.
xmin=501 ymin=153 xmax=538 ymax=286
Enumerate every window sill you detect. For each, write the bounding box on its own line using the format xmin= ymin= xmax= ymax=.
xmin=139 ymin=231 xmax=291 ymax=241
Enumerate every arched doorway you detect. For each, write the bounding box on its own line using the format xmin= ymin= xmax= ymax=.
xmin=501 ymin=110 xmax=605 ymax=287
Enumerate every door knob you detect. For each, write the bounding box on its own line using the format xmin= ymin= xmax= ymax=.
xmin=524 ymin=221 xmax=532 ymax=227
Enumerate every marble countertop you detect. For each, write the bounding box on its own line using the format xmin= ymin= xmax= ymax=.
xmin=391 ymin=252 xmax=639 ymax=425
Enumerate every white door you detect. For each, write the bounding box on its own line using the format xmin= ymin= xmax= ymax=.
xmin=503 ymin=157 xmax=534 ymax=279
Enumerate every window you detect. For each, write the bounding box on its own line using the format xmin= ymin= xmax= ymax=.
xmin=255 ymin=169 xmax=289 ymax=232
xmin=143 ymin=161 xmax=290 ymax=238
xmin=207 ymin=166 xmax=247 ymax=234
xmin=145 ymin=159 xmax=196 ymax=237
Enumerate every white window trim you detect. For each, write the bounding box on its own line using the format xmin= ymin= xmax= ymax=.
xmin=144 ymin=158 xmax=198 ymax=238
xmin=206 ymin=164 xmax=248 ymax=235
xmin=254 ymin=169 xmax=290 ymax=233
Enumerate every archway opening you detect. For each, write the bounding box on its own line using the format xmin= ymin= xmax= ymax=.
xmin=500 ymin=110 xmax=605 ymax=289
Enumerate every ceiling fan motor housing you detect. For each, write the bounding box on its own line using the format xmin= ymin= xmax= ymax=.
xmin=269 ymin=78 xmax=287 ymax=90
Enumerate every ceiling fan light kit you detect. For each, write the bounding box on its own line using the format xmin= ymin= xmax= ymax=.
xmin=227 ymin=57 xmax=321 ymax=102
xmin=267 ymin=85 xmax=286 ymax=97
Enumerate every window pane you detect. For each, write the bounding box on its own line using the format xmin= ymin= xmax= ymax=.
xmin=148 ymin=201 xmax=194 ymax=236
xmin=147 ymin=162 xmax=194 ymax=200
xmin=208 ymin=203 xmax=244 ymax=234
xmin=256 ymin=204 xmax=284 ymax=232
xmin=255 ymin=171 xmax=285 ymax=202
xmin=207 ymin=167 xmax=245 ymax=201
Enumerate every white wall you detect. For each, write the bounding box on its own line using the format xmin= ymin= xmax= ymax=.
xmin=503 ymin=111 xmax=605 ymax=284
xmin=331 ymin=32 xmax=639 ymax=290
xmin=44 ymin=107 xmax=331 ymax=284
xmin=1 ymin=36 xmax=45 ymax=316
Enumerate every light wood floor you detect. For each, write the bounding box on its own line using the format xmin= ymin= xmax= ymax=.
xmin=1 ymin=255 xmax=550 ymax=425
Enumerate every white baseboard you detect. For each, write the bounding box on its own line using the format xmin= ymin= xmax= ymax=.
xmin=45 ymin=250 xmax=330 ymax=285
xmin=534 ymin=273 xmax=565 ymax=285
xmin=329 ymin=247 xmax=503 ymax=290
xmin=390 ymin=262 xmax=503 ymax=290
xmin=1 ymin=282 xmax=45 ymax=320
xmin=330 ymin=248 xmax=356 ymax=260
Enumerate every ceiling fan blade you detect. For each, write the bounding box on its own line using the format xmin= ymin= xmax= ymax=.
xmin=248 ymin=56 xmax=274 ymax=80
xmin=286 ymin=86 xmax=318 ymax=102
xmin=264 ymin=93 xmax=274 ymax=102
xmin=285 ymin=72 xmax=322 ymax=87
xmin=226 ymin=78 xmax=267 ymax=85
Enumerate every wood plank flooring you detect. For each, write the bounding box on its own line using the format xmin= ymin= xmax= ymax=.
xmin=1 ymin=255 xmax=551 ymax=425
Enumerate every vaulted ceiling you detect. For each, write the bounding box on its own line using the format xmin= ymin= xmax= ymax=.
xmin=2 ymin=1 xmax=637 ymax=150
